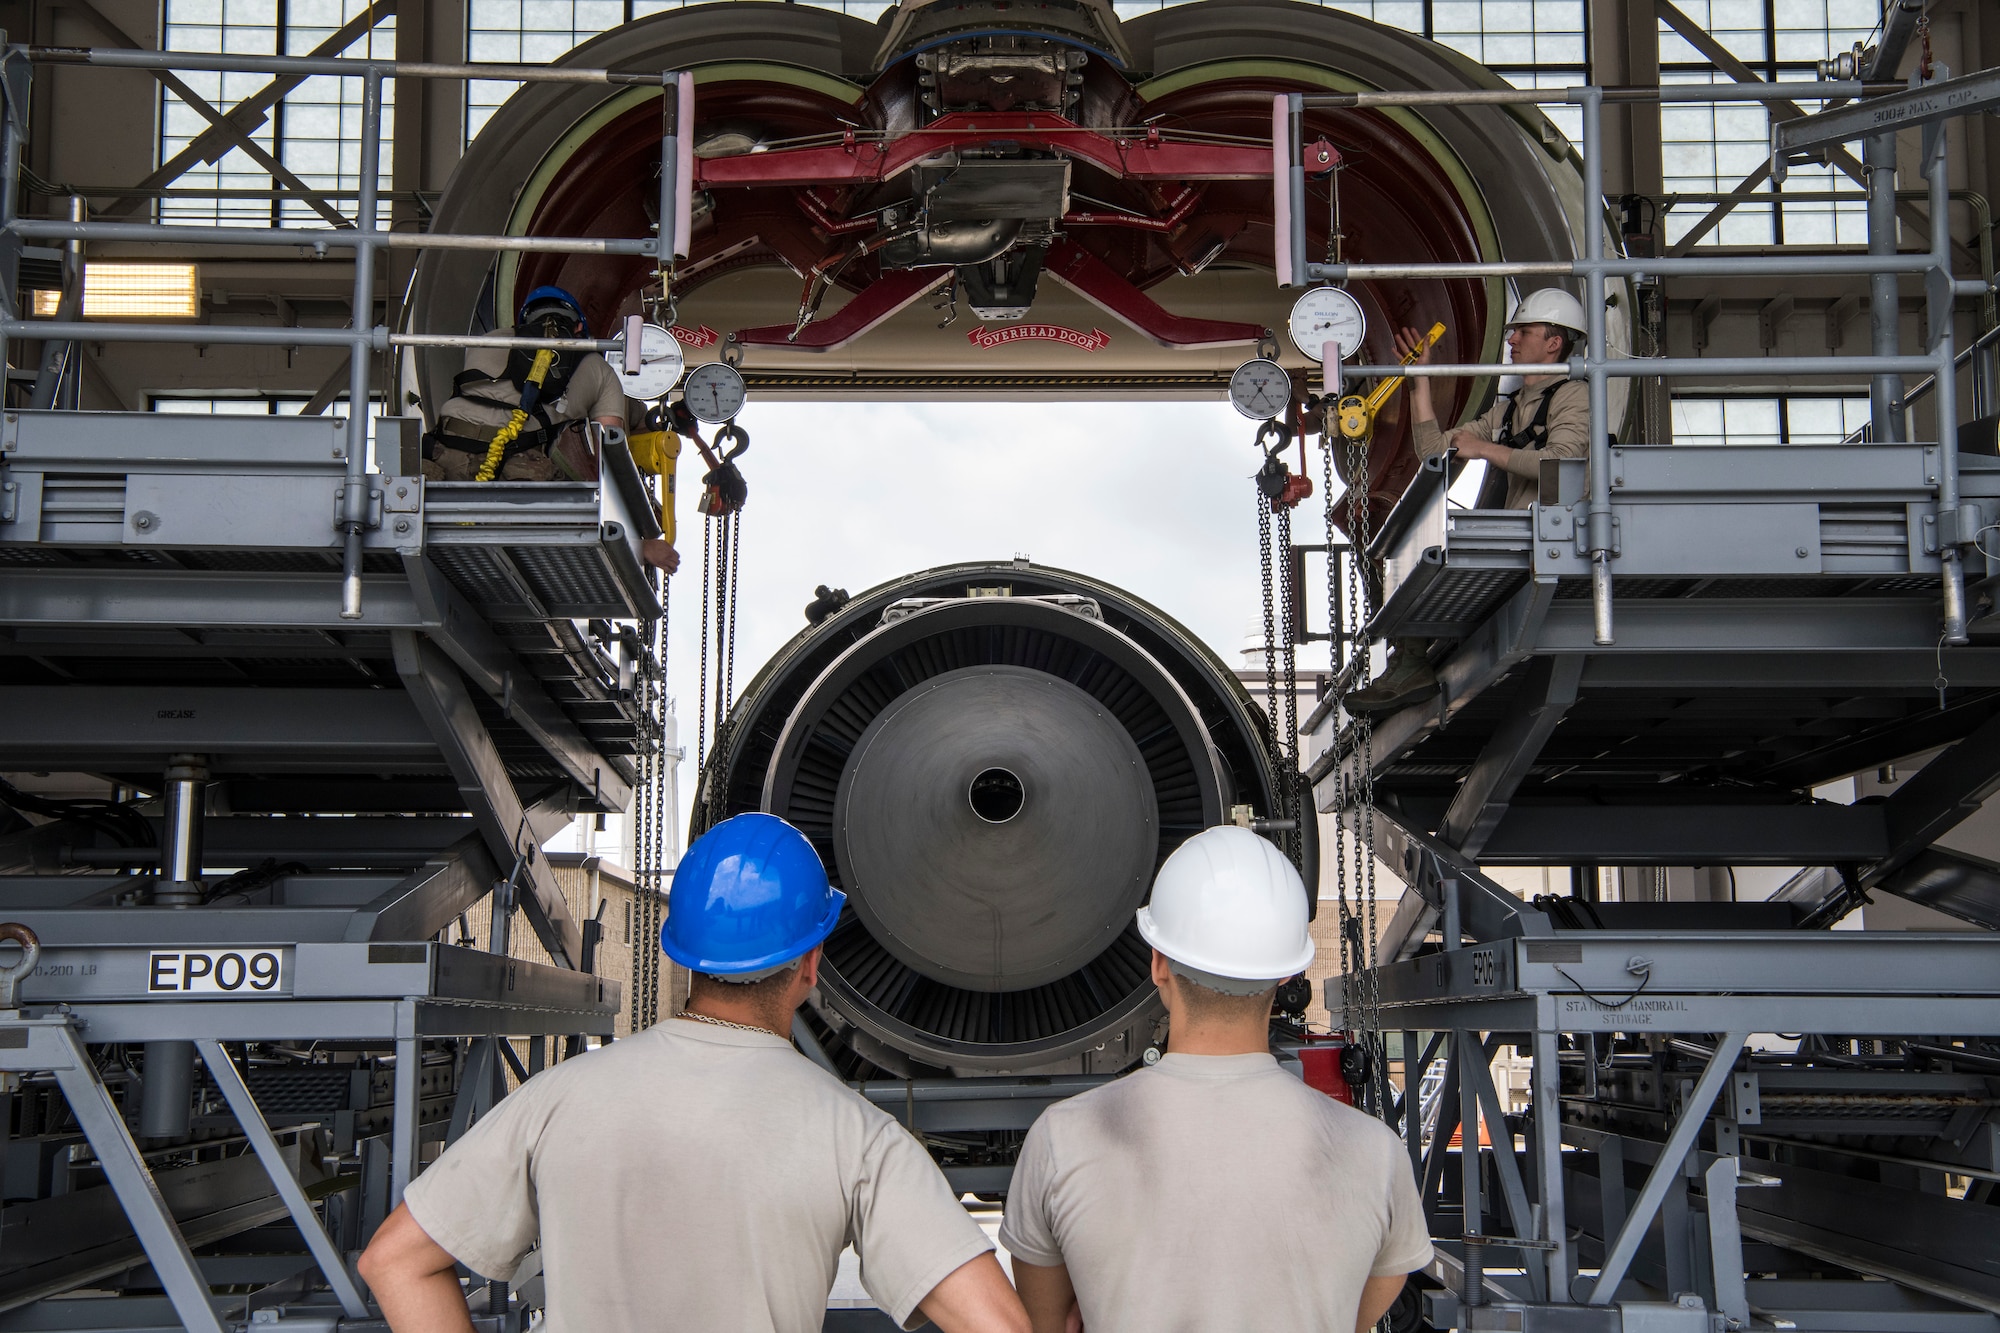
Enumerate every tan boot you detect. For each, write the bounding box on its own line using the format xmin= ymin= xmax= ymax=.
xmin=1346 ymin=640 xmax=1438 ymax=716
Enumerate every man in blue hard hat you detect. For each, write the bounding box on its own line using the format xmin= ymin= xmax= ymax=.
xmin=360 ymin=812 xmax=1029 ymax=1333
xmin=426 ymin=285 xmax=678 ymax=572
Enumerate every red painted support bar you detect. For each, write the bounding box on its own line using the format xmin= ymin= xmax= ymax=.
xmin=695 ymin=113 xmax=1273 ymax=189
xmin=1043 ymin=240 xmax=1264 ymax=349
xmin=732 ymin=267 xmax=953 ymax=351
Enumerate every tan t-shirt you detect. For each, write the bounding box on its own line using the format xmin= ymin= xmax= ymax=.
xmin=998 ymin=1052 xmax=1433 ymax=1333
xmin=403 ymin=1021 xmax=993 ymax=1332
xmin=440 ymin=327 xmax=628 ymax=431
xmin=1410 ymin=377 xmax=1589 ymax=509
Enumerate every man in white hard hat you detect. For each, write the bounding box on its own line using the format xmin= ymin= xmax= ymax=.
xmin=1001 ymin=826 xmax=1432 ymax=1333
xmin=1349 ymin=288 xmax=1591 ymax=714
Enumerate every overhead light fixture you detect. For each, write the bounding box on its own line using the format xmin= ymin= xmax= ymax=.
xmin=31 ymin=263 xmax=201 ymax=319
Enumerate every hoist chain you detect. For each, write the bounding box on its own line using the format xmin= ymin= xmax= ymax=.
xmin=1320 ymin=432 xmax=1352 ymax=994
xmin=1255 ymin=462 xmax=1306 ymax=876
xmin=695 ymin=516 xmax=713 ymax=785
xmin=1256 ymin=490 xmax=1281 ymax=782
xmin=1345 ymin=423 xmax=1387 ymax=1114
xmin=1275 ymin=503 xmax=1303 ymax=869
xmin=1320 ymin=403 xmax=1387 ymax=1119
xmin=630 ymin=479 xmax=674 ymax=1032
xmin=707 ymin=508 xmax=743 ymax=828
xmin=688 ymin=507 xmax=744 ymax=833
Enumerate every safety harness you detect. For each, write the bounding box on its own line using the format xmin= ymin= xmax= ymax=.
xmin=427 ymin=343 xmax=583 ymax=469
xmin=1497 ymin=379 xmax=1562 ymax=452
xmin=1475 ymin=379 xmax=1571 ymax=507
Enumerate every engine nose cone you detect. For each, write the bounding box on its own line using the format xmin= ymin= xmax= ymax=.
xmin=834 ymin=666 xmax=1157 ymax=993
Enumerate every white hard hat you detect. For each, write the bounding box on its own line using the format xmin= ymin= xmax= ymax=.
xmin=1506 ymin=288 xmax=1587 ymax=335
xmin=1135 ymin=826 xmax=1315 ymax=983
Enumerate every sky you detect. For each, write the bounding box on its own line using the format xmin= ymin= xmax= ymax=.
xmin=553 ymin=397 xmax=1348 ymax=861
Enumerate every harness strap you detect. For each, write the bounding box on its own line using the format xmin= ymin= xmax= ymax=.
xmin=1496 ymin=380 xmax=1562 ymax=453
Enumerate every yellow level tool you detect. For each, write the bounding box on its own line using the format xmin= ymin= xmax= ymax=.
xmin=1336 ymin=321 xmax=1445 ymax=441
xmin=1362 ymin=321 xmax=1445 ymax=415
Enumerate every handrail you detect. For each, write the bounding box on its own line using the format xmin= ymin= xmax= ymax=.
xmin=0 ymin=45 xmax=695 ymax=621
xmin=1273 ymin=71 xmax=1990 ymax=646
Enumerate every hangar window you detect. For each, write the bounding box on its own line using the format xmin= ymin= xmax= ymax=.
xmin=159 ymin=0 xmax=396 ymax=229
xmin=149 ymin=393 xmax=389 ymax=457
xmin=1657 ymin=0 xmax=1879 ymax=249
xmin=1670 ymin=394 xmax=1871 ymax=446
xmin=460 ymin=0 xmax=1589 ymax=145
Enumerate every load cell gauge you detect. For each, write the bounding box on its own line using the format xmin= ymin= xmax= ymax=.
xmin=1227 ymin=359 xmax=1293 ymax=421
xmin=605 ymin=322 xmax=685 ymax=400
xmin=683 ymin=361 xmax=748 ymax=425
xmin=1287 ymin=286 xmax=1366 ymax=362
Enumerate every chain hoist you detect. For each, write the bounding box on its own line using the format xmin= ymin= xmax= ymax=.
xmin=691 ymin=422 xmax=749 ymax=831
xmin=1322 ymin=386 xmax=1389 ymax=1118
xmin=629 ymin=471 xmax=675 ymax=1031
xmin=1252 ymin=419 xmax=1311 ymax=874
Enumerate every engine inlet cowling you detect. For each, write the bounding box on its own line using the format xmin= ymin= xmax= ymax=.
xmin=695 ymin=563 xmax=1312 ymax=1076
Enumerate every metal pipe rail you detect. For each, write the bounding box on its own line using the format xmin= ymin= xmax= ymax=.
xmin=1299 ymin=81 xmax=1898 ymax=106
xmin=1327 ymin=355 xmax=1939 ymax=380
xmin=0 ymin=320 xmax=631 ymax=353
xmin=22 ymin=45 xmax=677 ymax=85
xmin=1278 ymin=73 xmax=1984 ymax=646
xmin=9 ymin=218 xmax=656 ymax=254
xmin=0 ymin=44 xmax=693 ymax=620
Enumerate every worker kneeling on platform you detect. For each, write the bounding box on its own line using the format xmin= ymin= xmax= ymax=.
xmin=1003 ymin=826 xmax=1432 ymax=1333
xmin=359 ymin=812 xmax=1028 ymax=1333
xmin=1349 ymin=288 xmax=1590 ymax=715
xmin=425 ymin=283 xmax=680 ymax=574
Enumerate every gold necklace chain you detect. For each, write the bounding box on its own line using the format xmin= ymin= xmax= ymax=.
xmin=677 ymin=1011 xmax=777 ymax=1036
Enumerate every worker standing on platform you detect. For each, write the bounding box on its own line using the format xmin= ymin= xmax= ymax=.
xmin=1003 ymin=826 xmax=1432 ymax=1333
xmin=426 ymin=284 xmax=678 ymax=572
xmin=1347 ymin=288 xmax=1590 ymax=714
xmin=359 ymin=813 xmax=1028 ymax=1333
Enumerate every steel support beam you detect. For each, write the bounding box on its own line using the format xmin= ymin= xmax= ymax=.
xmin=1440 ymin=656 xmax=1584 ymax=857
xmin=0 ymin=1023 xmax=229 ymax=1333
xmin=1465 ymin=1039 xmax=1547 ymax=1301
xmin=193 ymin=1040 xmax=369 ymax=1318
xmin=1705 ymin=1156 xmax=1750 ymax=1328
xmin=392 ymin=631 xmax=581 ymax=969
xmin=391 ymin=1023 xmax=419 ymax=1208
xmin=403 ymin=554 xmax=633 ymax=811
xmin=1533 ymin=1029 xmax=1571 ymax=1300
xmin=1587 ymin=1031 xmax=1749 ymax=1305
xmin=1313 ymin=577 xmax=1556 ymax=797
xmin=349 ymin=834 xmax=500 ymax=942
xmin=1407 ymin=800 xmax=1888 ymax=866
xmin=1777 ymin=67 xmax=2000 ymax=164
xmin=1871 ymin=706 xmax=2000 ymax=883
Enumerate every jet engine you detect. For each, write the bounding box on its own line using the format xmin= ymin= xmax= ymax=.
xmin=692 ymin=563 xmax=1310 ymax=1077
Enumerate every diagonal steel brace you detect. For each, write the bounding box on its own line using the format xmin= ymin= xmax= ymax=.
xmin=194 ymin=1039 xmax=370 ymax=1318
xmin=63 ymin=0 xmax=368 ymax=227
xmin=1586 ymin=1031 xmax=1751 ymax=1305
xmin=0 ymin=1019 xmax=226 ymax=1333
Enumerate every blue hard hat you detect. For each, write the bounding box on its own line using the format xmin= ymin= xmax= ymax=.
xmin=661 ymin=813 xmax=846 ymax=975
xmin=519 ymin=284 xmax=587 ymax=336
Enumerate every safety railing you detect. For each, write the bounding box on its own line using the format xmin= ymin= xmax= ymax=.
xmin=0 ymin=45 xmax=695 ymax=620
xmin=1274 ymin=70 xmax=2000 ymax=647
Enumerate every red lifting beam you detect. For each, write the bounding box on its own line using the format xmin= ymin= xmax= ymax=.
xmin=695 ymin=113 xmax=1275 ymax=190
